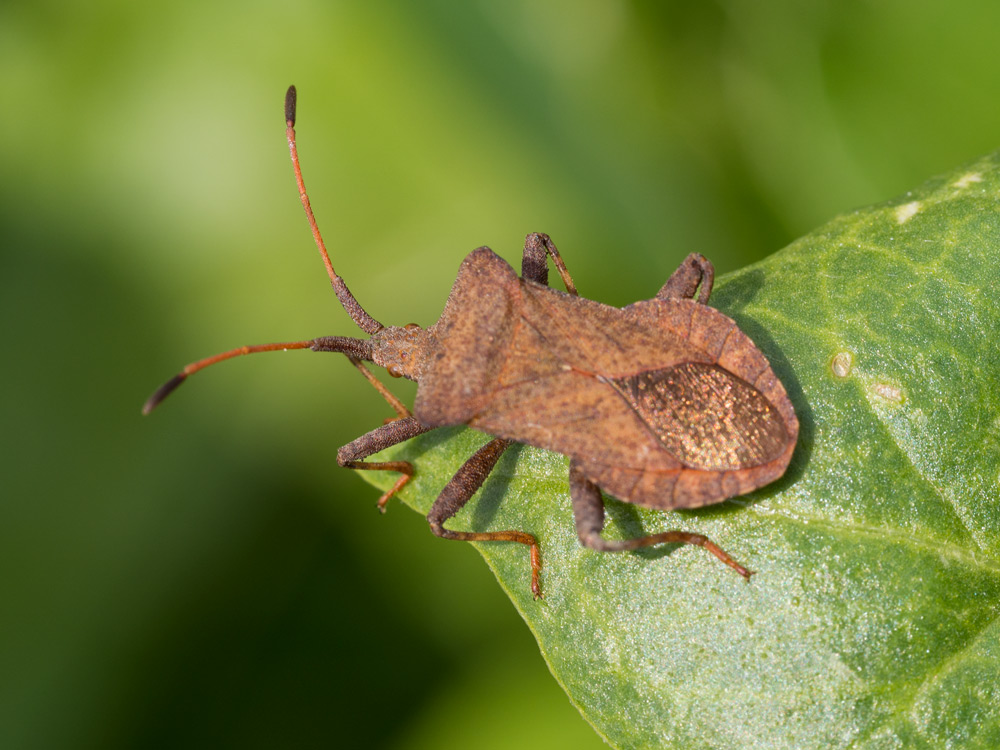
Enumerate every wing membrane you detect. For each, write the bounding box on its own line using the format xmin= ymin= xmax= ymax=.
xmin=610 ymin=362 xmax=789 ymax=470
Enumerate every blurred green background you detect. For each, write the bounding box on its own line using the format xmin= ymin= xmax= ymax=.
xmin=3 ymin=1 xmax=1000 ymax=748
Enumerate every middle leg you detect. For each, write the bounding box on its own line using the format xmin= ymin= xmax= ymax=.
xmin=427 ymin=437 xmax=543 ymax=598
xmin=521 ymin=232 xmax=579 ymax=295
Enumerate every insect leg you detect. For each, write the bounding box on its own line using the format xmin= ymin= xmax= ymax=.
xmin=427 ymin=437 xmax=543 ymax=598
xmin=347 ymin=355 xmax=411 ymax=420
xmin=568 ymin=460 xmax=753 ymax=580
xmin=338 ymin=416 xmax=433 ymax=512
xmin=656 ymin=253 xmax=714 ymax=304
xmin=522 ymin=233 xmax=578 ymax=295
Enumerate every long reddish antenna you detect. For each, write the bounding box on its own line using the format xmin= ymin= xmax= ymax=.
xmin=143 ymin=87 xmax=384 ymax=416
xmin=143 ymin=335 xmax=373 ymax=414
xmin=142 ymin=341 xmax=312 ymax=415
xmin=285 ymin=85 xmax=382 ymax=335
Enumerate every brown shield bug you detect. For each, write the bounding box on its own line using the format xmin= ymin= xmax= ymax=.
xmin=144 ymin=86 xmax=799 ymax=598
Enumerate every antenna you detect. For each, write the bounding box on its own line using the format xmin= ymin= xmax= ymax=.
xmin=143 ymin=87 xmax=381 ymax=414
xmin=142 ymin=336 xmax=373 ymax=414
xmin=285 ymin=85 xmax=382 ymax=335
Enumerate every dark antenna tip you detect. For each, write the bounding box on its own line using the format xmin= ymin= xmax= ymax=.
xmin=142 ymin=373 xmax=187 ymax=415
xmin=285 ymin=86 xmax=297 ymax=126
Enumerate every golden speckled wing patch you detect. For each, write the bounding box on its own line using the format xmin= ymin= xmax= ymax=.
xmin=608 ymin=362 xmax=789 ymax=471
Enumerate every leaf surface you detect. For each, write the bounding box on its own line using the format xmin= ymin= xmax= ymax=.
xmin=362 ymin=155 xmax=1000 ymax=749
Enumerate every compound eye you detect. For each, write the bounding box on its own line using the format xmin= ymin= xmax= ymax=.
xmin=387 ymin=364 xmax=404 ymax=378
xmin=404 ymin=322 xmax=421 ymax=330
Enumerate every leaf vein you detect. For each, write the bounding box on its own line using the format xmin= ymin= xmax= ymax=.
xmin=751 ymin=504 xmax=1000 ymax=574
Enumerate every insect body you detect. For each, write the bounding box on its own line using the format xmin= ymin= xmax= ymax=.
xmin=145 ymin=87 xmax=798 ymax=598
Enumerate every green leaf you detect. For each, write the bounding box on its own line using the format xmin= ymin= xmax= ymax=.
xmin=360 ymin=154 xmax=1000 ymax=749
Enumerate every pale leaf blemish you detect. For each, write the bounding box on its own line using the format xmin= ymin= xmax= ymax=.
xmin=953 ymin=172 xmax=982 ymax=189
xmin=895 ymin=201 xmax=921 ymax=224
xmin=831 ymin=351 xmax=853 ymax=379
xmin=873 ymin=382 xmax=905 ymax=404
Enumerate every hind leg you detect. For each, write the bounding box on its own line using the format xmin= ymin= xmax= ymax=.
xmin=568 ymin=460 xmax=752 ymax=580
xmin=657 ymin=253 xmax=714 ymax=304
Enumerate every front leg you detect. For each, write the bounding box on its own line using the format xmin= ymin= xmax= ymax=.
xmin=338 ymin=416 xmax=433 ymax=512
xmin=347 ymin=355 xmax=411 ymax=420
xmin=427 ymin=437 xmax=543 ymax=598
